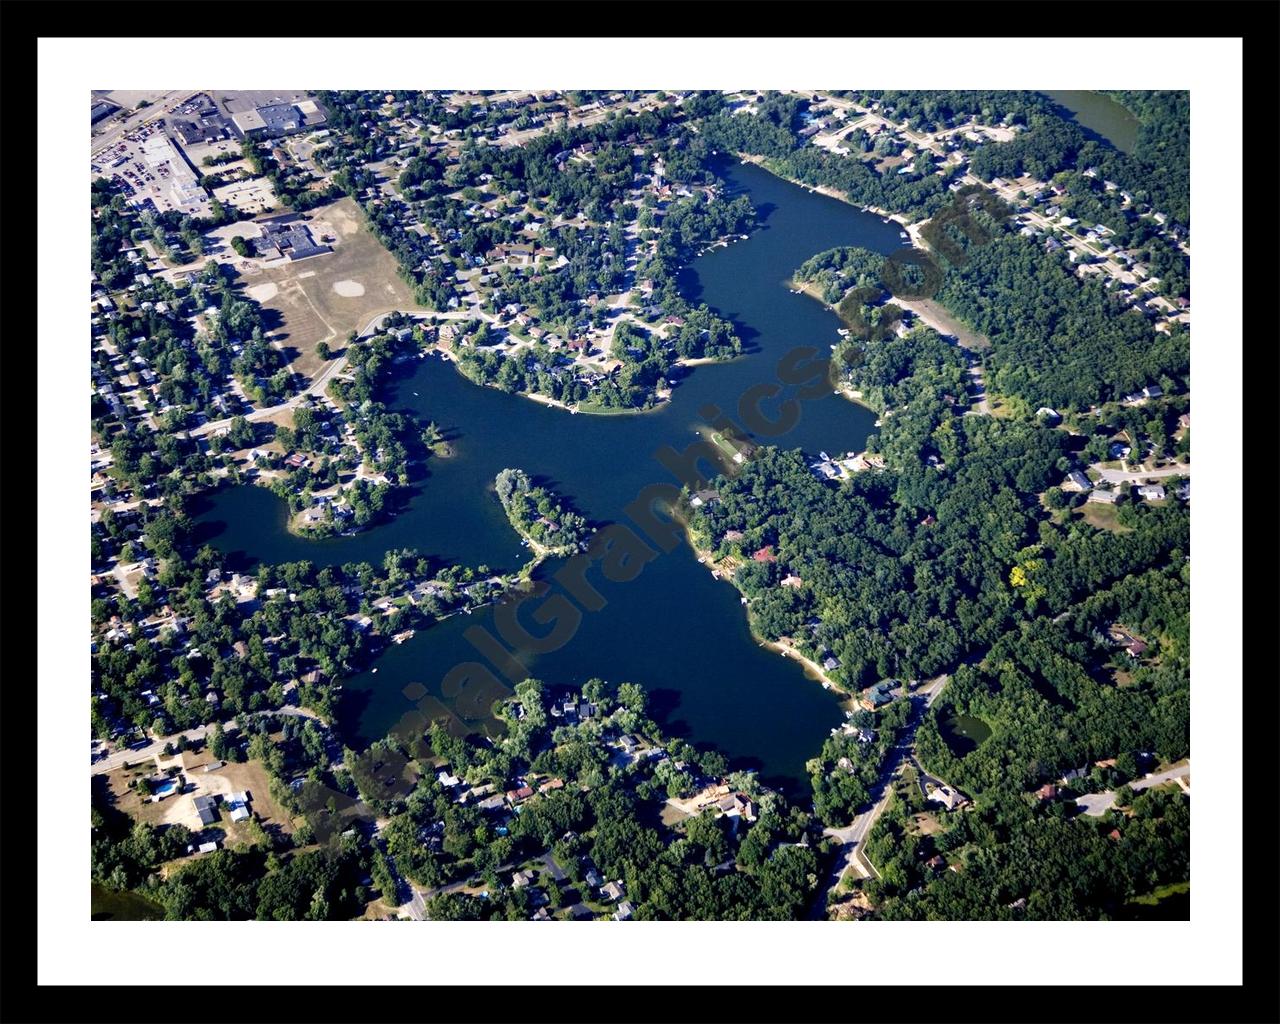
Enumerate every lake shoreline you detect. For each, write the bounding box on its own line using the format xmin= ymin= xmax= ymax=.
xmin=679 ymin=515 xmax=851 ymax=701
xmin=196 ymin=157 xmax=895 ymax=789
xmin=433 ymin=343 xmax=736 ymax=419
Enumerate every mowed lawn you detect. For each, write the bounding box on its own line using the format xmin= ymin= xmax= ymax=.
xmin=234 ymin=196 xmax=425 ymax=386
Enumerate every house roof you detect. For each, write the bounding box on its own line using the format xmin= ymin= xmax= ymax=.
xmin=193 ymin=795 xmax=219 ymax=824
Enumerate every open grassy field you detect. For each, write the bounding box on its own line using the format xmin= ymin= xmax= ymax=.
xmin=233 ymin=197 xmax=425 ymax=386
xmin=1075 ymin=503 xmax=1134 ymax=534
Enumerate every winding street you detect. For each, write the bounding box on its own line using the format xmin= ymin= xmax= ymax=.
xmin=815 ymin=674 xmax=951 ymax=914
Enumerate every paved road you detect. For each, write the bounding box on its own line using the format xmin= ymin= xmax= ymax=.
xmin=540 ymin=852 xmax=568 ymax=884
xmin=402 ymin=885 xmax=427 ymax=921
xmin=1093 ymin=464 xmax=1190 ymax=485
xmin=403 ymin=857 xmax=522 ymax=919
xmin=91 ymin=91 xmax=199 ymax=158
xmin=186 ymin=307 xmax=496 ymax=439
xmin=1075 ymin=761 xmax=1191 ymax=817
xmin=816 ymin=675 xmax=951 ymax=913
xmin=185 ymin=310 xmax=412 ymax=439
xmin=496 ymin=95 xmax=665 ymax=149
xmin=90 ymin=706 xmax=324 ymax=776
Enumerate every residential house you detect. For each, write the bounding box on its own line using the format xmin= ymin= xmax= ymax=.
xmin=1087 ymin=489 xmax=1121 ymax=505
xmin=926 ymin=785 xmax=967 ymax=811
xmin=506 ymin=784 xmax=535 ymax=804
xmin=1063 ymin=469 xmax=1092 ymax=492
xmin=859 ymin=681 xmax=896 ymax=712
xmin=716 ymin=792 xmax=756 ymax=822
xmin=600 ymin=880 xmax=626 ymax=902
xmin=1124 ymin=638 xmax=1149 ymax=659
xmin=193 ymin=794 xmax=219 ymax=826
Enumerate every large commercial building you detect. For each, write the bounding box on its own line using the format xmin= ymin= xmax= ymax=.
xmin=91 ymin=99 xmax=120 ymax=124
xmin=251 ymin=216 xmax=332 ymax=262
xmin=171 ymin=97 xmax=236 ymax=146
xmin=232 ymin=98 xmax=327 ymax=139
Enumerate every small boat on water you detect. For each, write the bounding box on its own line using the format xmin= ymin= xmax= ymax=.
xmin=413 ymin=391 xmax=419 ymax=396
xmin=392 ymin=629 xmax=416 ymax=644
xmin=371 ymin=668 xmax=378 ymax=674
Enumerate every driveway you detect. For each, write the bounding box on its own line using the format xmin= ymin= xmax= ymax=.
xmin=1076 ymin=761 xmax=1191 ymax=817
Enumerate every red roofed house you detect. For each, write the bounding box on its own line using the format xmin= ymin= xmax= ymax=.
xmin=1035 ymin=783 xmax=1058 ymax=801
xmin=752 ymin=546 xmax=777 ymax=563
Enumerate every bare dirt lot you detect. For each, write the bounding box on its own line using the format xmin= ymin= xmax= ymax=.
xmin=904 ymin=297 xmax=991 ymax=351
xmin=99 ymin=747 xmax=298 ymax=843
xmin=228 ymin=197 xmax=425 ymax=385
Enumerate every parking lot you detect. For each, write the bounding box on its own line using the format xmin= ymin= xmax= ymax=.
xmin=90 ymin=120 xmax=212 ymax=218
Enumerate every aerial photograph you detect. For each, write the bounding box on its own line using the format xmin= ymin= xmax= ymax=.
xmin=87 ymin=86 xmax=1191 ymax=923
